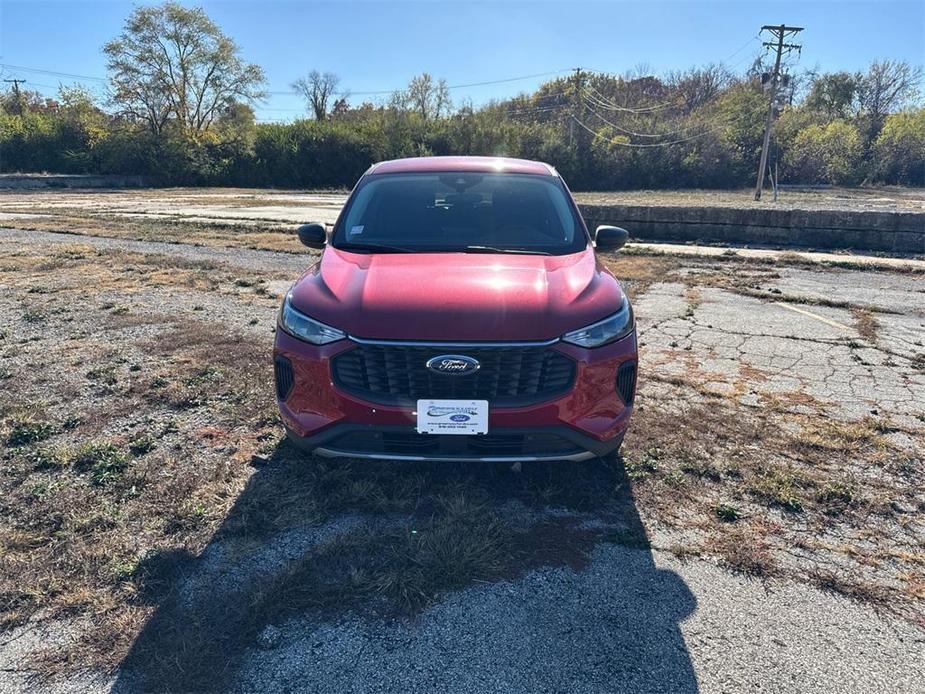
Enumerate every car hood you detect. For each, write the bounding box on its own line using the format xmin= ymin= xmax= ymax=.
xmin=288 ymin=247 xmax=624 ymax=341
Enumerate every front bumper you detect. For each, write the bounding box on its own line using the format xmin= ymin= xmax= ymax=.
xmin=285 ymin=423 xmax=625 ymax=462
xmin=274 ymin=331 xmax=637 ymax=461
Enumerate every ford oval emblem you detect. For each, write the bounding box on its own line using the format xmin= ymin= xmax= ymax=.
xmin=426 ymin=354 xmax=480 ymax=376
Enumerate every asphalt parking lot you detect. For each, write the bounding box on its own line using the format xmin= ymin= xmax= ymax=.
xmin=0 ymin=190 xmax=923 ymax=693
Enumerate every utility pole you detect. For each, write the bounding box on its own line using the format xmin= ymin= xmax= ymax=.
xmin=569 ymin=67 xmax=583 ymax=147
xmin=754 ymin=24 xmax=802 ymax=201
xmin=3 ymin=78 xmax=26 ymax=115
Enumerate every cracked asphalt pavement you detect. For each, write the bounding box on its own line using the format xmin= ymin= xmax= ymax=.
xmin=639 ymin=274 xmax=925 ymax=424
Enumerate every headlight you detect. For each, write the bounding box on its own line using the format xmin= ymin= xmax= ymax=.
xmin=278 ymin=295 xmax=346 ymax=345
xmin=562 ymin=299 xmax=635 ymax=348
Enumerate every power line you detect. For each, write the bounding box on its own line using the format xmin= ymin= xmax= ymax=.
xmin=268 ymin=69 xmax=570 ymax=97
xmin=571 ymin=115 xmax=729 ymax=148
xmin=1 ymin=60 xmax=569 ymax=101
xmin=0 ymin=63 xmax=107 ymax=83
xmin=507 ymin=101 xmax=567 ymax=112
xmin=22 ymin=81 xmax=60 ymax=90
xmin=506 ymin=103 xmax=567 ymax=118
xmin=585 ymin=106 xmax=707 ymax=140
xmin=719 ymin=35 xmax=761 ymax=66
xmin=582 ymin=86 xmax=674 ymax=116
xmin=581 ymin=83 xmax=676 ymax=113
xmin=443 ymin=69 xmax=569 ymax=91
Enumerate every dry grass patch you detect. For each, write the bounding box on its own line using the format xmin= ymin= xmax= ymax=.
xmin=600 ymin=253 xmax=681 ymax=300
xmin=790 ymin=416 xmax=886 ymax=454
xmin=684 ymin=287 xmax=702 ymax=317
xmin=12 ymin=212 xmax=312 ymax=254
xmin=852 ymin=307 xmax=880 ymax=342
xmin=0 ymin=243 xmax=290 ymax=301
xmin=807 ymin=569 xmax=894 ymax=608
xmin=624 ymin=372 xmax=923 ymax=617
xmin=709 ymin=524 xmax=777 ymax=577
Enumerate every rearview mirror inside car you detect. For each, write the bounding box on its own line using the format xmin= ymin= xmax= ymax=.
xmin=594 ymin=225 xmax=629 ymax=252
xmin=297 ymin=223 xmax=327 ymax=249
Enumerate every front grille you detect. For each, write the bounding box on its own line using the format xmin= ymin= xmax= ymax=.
xmin=324 ymin=430 xmax=582 ymax=458
xmin=332 ymin=343 xmax=575 ymax=406
xmin=616 ymin=360 xmax=637 ymax=405
xmin=274 ymin=355 xmax=294 ymax=400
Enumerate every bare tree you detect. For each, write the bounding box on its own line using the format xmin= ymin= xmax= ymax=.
xmin=858 ymin=60 xmax=922 ymax=133
xmin=103 ymin=2 xmax=265 ymax=134
xmin=666 ymin=63 xmax=733 ymax=113
xmin=402 ymin=72 xmax=452 ymax=120
xmin=291 ymin=70 xmax=341 ymax=120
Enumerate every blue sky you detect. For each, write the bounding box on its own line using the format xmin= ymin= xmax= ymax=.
xmin=1 ymin=1 xmax=922 ymax=122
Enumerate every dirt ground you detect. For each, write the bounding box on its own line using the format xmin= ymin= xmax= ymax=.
xmin=0 ymin=193 xmax=924 ymax=692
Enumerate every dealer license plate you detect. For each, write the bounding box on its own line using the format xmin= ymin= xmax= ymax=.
xmin=416 ymin=399 xmax=489 ymax=435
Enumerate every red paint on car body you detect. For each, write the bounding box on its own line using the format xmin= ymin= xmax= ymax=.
xmin=288 ymin=248 xmax=624 ymax=342
xmin=274 ymin=156 xmax=638 ymax=461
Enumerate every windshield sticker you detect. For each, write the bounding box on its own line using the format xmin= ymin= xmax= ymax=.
xmin=349 ymin=225 xmax=364 ymax=235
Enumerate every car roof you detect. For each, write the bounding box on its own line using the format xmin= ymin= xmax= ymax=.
xmin=368 ymin=156 xmax=557 ymax=177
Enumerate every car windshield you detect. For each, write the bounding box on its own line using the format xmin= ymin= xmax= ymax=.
xmin=332 ymin=172 xmax=587 ymax=255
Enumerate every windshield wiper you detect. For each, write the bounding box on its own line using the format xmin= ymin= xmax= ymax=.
xmin=335 ymin=242 xmax=414 ymax=253
xmin=336 ymin=242 xmax=552 ymax=255
xmin=462 ymin=246 xmax=552 ymax=255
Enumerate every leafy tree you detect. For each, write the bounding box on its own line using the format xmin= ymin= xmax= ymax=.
xmin=292 ymin=70 xmax=341 ymax=120
xmin=0 ymin=88 xmax=58 ymax=115
xmin=804 ymin=71 xmax=861 ymax=119
xmin=103 ymin=1 xmax=265 ymax=134
xmin=773 ymin=105 xmax=823 ymax=157
xmin=331 ymin=97 xmax=350 ymax=117
xmin=872 ymin=108 xmax=925 ymax=185
xmin=55 ymin=86 xmax=109 ymax=171
xmin=785 ymin=120 xmax=864 ymax=185
xmin=714 ymin=79 xmax=767 ymax=178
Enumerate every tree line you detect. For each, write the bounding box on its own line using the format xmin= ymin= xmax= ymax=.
xmin=1 ymin=2 xmax=922 ymax=190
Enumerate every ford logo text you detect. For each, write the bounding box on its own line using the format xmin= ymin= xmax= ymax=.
xmin=426 ymin=355 xmax=480 ymax=376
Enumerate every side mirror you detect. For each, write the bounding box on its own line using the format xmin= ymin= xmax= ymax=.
xmin=297 ymin=223 xmax=327 ymax=249
xmin=594 ymin=225 xmax=629 ymax=252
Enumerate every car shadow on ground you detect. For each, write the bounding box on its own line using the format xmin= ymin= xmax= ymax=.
xmin=112 ymin=439 xmax=698 ymax=693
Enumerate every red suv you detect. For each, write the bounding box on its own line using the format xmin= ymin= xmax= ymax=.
xmin=274 ymin=156 xmax=637 ymax=462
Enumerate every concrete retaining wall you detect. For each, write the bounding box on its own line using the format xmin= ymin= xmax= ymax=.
xmin=579 ymin=203 xmax=925 ymax=254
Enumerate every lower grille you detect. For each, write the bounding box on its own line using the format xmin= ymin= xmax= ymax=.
xmin=616 ymin=360 xmax=637 ymax=405
xmin=275 ymin=355 xmax=294 ymax=400
xmin=323 ymin=430 xmax=582 ymax=458
xmin=332 ymin=343 xmax=575 ymax=406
